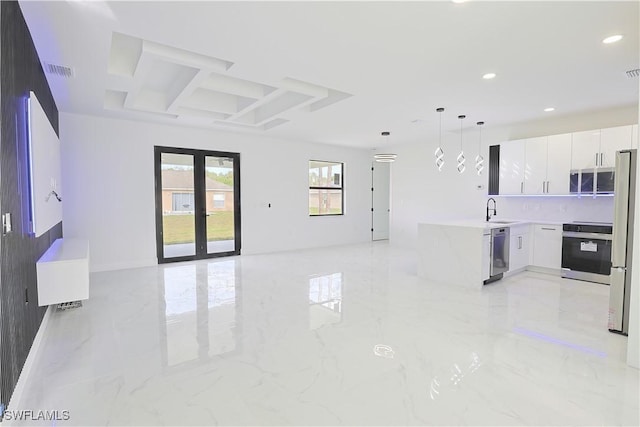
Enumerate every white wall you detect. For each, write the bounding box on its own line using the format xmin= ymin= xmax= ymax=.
xmin=389 ymin=135 xmax=487 ymax=250
xmin=60 ymin=113 xmax=372 ymax=272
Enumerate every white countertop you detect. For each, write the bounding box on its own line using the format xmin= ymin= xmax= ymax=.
xmin=418 ymin=218 xmax=563 ymax=231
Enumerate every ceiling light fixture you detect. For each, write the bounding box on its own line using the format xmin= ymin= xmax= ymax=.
xmin=457 ymin=115 xmax=466 ymax=174
xmin=475 ymin=121 xmax=485 ymax=175
xmin=482 ymin=73 xmax=496 ymax=80
xmin=434 ymin=108 xmax=445 ymax=171
xmin=544 ymin=107 xmax=555 ymax=112
xmin=602 ymin=35 xmax=623 ymax=44
xmin=374 ymin=132 xmax=397 ymax=163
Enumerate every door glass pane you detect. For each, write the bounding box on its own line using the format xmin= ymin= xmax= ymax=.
xmin=205 ymin=156 xmax=235 ymax=254
xmin=161 ymin=153 xmax=196 ymax=258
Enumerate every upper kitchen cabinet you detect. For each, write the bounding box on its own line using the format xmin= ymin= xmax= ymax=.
xmin=493 ymin=124 xmax=636 ymax=196
xmin=524 ymin=137 xmax=547 ymax=195
xmin=571 ymin=125 xmax=634 ymax=170
xmin=600 ymin=125 xmax=634 ymax=168
xmin=545 ymin=133 xmax=572 ymax=194
xmin=524 ymin=134 xmax=571 ymax=195
xmin=571 ymin=129 xmax=601 ymax=170
xmin=499 ymin=139 xmax=526 ymax=195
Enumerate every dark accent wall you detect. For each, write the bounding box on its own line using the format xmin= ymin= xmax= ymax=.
xmin=489 ymin=145 xmax=500 ymax=195
xmin=0 ymin=1 xmax=61 ymax=408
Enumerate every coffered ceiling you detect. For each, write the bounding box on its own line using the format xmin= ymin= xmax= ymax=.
xmin=18 ymin=1 xmax=640 ymax=148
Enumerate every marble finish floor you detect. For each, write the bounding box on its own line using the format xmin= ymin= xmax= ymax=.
xmin=6 ymin=242 xmax=639 ymax=426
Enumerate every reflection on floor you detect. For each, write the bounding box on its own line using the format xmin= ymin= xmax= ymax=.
xmin=163 ymin=239 xmax=235 ymax=258
xmin=8 ymin=242 xmax=639 ymax=426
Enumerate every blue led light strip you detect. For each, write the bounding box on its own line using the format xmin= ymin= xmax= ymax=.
xmin=26 ymin=93 xmax=36 ymax=234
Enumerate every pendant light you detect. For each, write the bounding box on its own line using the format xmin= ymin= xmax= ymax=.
xmin=434 ymin=107 xmax=445 ymax=171
xmin=475 ymin=121 xmax=485 ymax=175
xmin=374 ymin=131 xmax=397 ymax=162
xmin=457 ymin=115 xmax=466 ymax=173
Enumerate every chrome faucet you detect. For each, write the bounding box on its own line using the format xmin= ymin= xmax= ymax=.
xmin=486 ymin=198 xmax=497 ymax=222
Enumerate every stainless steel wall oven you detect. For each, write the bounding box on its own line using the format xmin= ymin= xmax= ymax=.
xmin=561 ymin=222 xmax=613 ymax=285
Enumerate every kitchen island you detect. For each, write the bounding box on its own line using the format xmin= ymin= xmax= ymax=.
xmin=417 ymin=220 xmax=526 ymax=289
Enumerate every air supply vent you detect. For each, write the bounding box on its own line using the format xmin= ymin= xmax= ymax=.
xmin=626 ymin=68 xmax=640 ymax=79
xmin=43 ymin=62 xmax=75 ymax=78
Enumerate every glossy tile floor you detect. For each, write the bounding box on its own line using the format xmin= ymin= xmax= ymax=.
xmin=9 ymin=242 xmax=639 ymax=426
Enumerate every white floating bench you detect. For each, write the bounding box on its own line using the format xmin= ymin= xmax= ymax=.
xmin=36 ymin=238 xmax=89 ymax=307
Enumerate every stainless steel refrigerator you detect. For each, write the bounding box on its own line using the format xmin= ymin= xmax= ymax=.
xmin=610 ymin=149 xmax=636 ymax=335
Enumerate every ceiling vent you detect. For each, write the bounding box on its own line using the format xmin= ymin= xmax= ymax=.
xmin=626 ymin=68 xmax=640 ymax=79
xmin=43 ymin=62 xmax=75 ymax=78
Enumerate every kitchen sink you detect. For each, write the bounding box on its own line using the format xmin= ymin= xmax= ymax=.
xmin=489 ymin=220 xmax=514 ymax=224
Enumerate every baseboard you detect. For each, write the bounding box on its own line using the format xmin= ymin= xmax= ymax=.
xmin=91 ymin=258 xmax=157 ymax=273
xmin=504 ymin=266 xmax=528 ymax=277
xmin=526 ymin=265 xmax=561 ymax=276
xmin=5 ymin=305 xmax=53 ymax=412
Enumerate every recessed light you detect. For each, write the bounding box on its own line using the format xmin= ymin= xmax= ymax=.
xmin=544 ymin=107 xmax=555 ymax=112
xmin=452 ymin=0 xmax=467 ymax=3
xmin=482 ymin=73 xmax=496 ymax=80
xmin=603 ymin=35 xmax=623 ymax=44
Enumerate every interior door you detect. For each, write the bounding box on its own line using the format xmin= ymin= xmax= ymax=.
xmin=155 ymin=147 xmax=241 ymax=263
xmin=372 ymin=161 xmax=390 ymax=240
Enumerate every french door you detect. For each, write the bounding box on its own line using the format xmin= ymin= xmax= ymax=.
xmin=154 ymin=146 xmax=241 ymax=263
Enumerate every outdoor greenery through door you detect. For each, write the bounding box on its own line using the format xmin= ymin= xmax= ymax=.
xmin=154 ymin=146 xmax=241 ymax=262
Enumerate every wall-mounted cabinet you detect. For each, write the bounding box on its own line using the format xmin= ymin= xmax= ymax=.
xmin=525 ymin=134 xmax=572 ymax=195
xmin=600 ymin=125 xmax=635 ymax=167
xmin=570 ymin=125 xmax=634 ymax=195
xmin=498 ymin=134 xmax=571 ymax=195
xmin=571 ymin=125 xmax=634 ymax=170
xmin=499 ymin=139 xmax=526 ymax=195
xmin=523 ymin=137 xmax=547 ymax=195
xmin=493 ymin=124 xmax=635 ymax=196
xmin=571 ymin=129 xmax=601 ymax=170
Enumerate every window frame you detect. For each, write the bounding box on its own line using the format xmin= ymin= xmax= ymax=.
xmin=308 ymin=160 xmax=344 ymax=217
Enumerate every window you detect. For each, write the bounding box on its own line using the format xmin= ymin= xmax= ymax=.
xmin=172 ymin=192 xmax=194 ymax=212
xmin=309 ymin=160 xmax=343 ymax=216
xmin=213 ymin=193 xmax=225 ymax=208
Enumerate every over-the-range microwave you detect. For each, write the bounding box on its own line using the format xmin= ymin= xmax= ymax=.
xmin=570 ymin=168 xmax=615 ymax=194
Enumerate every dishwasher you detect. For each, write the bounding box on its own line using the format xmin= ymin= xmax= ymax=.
xmin=485 ymin=227 xmax=510 ymax=284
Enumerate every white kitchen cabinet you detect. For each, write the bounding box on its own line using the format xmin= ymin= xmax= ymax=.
xmin=545 ymin=133 xmax=572 ymax=194
xmin=571 ymin=129 xmax=600 ymax=170
xmin=600 ymin=125 xmax=634 ymax=168
xmin=499 ymin=139 xmax=526 ymax=195
xmin=509 ymin=224 xmax=530 ymax=272
xmin=499 ymin=125 xmax=634 ymax=196
xmin=524 ymin=137 xmax=548 ymax=195
xmin=482 ymin=233 xmax=491 ymax=281
xmin=523 ymin=134 xmax=572 ymax=195
xmin=571 ymin=126 xmax=633 ymax=171
xmin=531 ymin=224 xmax=563 ymax=270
